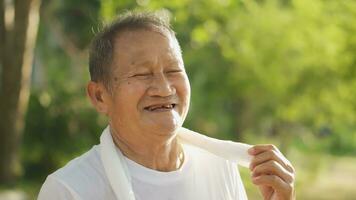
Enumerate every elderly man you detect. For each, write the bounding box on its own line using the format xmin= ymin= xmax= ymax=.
xmin=38 ymin=12 xmax=295 ymax=200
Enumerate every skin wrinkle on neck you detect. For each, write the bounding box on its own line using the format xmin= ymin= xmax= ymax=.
xmin=110 ymin=126 xmax=185 ymax=172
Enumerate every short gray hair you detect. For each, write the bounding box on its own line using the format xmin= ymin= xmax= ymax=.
xmin=89 ymin=11 xmax=176 ymax=89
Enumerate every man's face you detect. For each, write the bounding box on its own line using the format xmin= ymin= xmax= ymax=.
xmin=107 ymin=28 xmax=190 ymax=140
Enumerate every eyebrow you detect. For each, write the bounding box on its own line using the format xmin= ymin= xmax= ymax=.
xmin=131 ymin=58 xmax=180 ymax=68
xmin=130 ymin=60 xmax=154 ymax=67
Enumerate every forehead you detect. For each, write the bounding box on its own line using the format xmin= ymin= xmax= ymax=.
xmin=113 ymin=28 xmax=181 ymax=67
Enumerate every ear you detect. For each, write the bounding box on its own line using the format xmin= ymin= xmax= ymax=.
xmin=87 ymin=81 xmax=111 ymax=116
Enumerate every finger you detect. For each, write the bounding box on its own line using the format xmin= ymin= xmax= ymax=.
xmin=248 ymin=144 xmax=295 ymax=173
xmin=248 ymin=144 xmax=281 ymax=155
xmin=252 ymin=174 xmax=293 ymax=196
xmin=251 ymin=160 xmax=294 ymax=184
xmin=249 ymin=149 xmax=294 ymax=174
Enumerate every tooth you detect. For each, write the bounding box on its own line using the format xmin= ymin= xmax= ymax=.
xmin=147 ymin=104 xmax=174 ymax=111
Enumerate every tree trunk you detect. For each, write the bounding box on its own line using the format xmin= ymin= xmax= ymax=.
xmin=0 ymin=0 xmax=41 ymax=184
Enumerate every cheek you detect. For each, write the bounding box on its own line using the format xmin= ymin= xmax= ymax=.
xmin=181 ymin=76 xmax=191 ymax=98
xmin=112 ymin=81 xmax=147 ymax=111
xmin=109 ymin=96 xmax=138 ymax=125
xmin=176 ymin=78 xmax=191 ymax=121
xmin=176 ymin=77 xmax=191 ymax=105
xmin=185 ymin=78 xmax=191 ymax=99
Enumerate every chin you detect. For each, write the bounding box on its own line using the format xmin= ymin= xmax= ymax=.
xmin=156 ymin=123 xmax=180 ymax=135
xmin=146 ymin=120 xmax=181 ymax=138
xmin=142 ymin=112 xmax=183 ymax=136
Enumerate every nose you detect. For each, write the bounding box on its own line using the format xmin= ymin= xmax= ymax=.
xmin=147 ymin=73 xmax=176 ymax=97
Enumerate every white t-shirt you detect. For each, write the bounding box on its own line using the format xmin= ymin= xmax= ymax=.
xmin=38 ymin=143 xmax=247 ymax=200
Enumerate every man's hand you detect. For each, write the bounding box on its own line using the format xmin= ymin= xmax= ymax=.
xmin=248 ymin=144 xmax=296 ymax=200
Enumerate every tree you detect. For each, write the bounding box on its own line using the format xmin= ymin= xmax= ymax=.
xmin=0 ymin=0 xmax=41 ymax=183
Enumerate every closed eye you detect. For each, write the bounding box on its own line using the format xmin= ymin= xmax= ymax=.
xmin=166 ymin=69 xmax=183 ymax=74
xmin=132 ymin=73 xmax=151 ymax=77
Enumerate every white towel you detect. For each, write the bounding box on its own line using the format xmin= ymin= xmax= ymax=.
xmin=178 ymin=127 xmax=252 ymax=168
xmin=100 ymin=126 xmax=252 ymax=200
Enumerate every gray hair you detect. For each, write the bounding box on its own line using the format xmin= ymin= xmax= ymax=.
xmin=88 ymin=11 xmax=176 ymax=89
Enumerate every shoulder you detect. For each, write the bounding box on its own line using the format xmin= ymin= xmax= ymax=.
xmin=38 ymin=145 xmax=115 ymax=200
xmin=38 ymin=175 xmax=80 ymax=200
xmin=52 ymin=145 xmax=104 ymax=183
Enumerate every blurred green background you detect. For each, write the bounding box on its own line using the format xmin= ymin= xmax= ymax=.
xmin=1 ymin=0 xmax=356 ymax=199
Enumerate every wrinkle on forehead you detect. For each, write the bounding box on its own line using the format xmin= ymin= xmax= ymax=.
xmin=118 ymin=32 xmax=178 ymax=51
xmin=111 ymin=28 xmax=183 ymax=75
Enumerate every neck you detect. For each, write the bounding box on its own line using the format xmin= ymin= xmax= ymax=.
xmin=110 ymin=126 xmax=184 ymax=172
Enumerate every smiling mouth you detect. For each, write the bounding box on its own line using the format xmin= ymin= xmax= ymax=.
xmin=144 ymin=104 xmax=177 ymax=112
